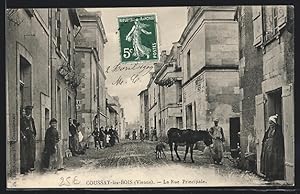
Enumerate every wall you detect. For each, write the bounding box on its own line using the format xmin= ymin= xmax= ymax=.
xmin=237 ymin=6 xmax=264 ymax=169
xmin=6 ymin=8 xmax=77 ymax=176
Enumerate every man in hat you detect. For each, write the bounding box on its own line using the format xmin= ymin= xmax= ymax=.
xmin=23 ymin=105 xmax=36 ymax=171
xmin=261 ymin=114 xmax=284 ymax=181
xmin=42 ymin=118 xmax=60 ymax=170
xmin=209 ymin=118 xmax=225 ymax=165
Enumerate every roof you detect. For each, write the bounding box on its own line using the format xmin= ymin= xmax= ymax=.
xmin=137 ymin=88 xmax=148 ymax=96
xmin=68 ymin=9 xmax=81 ymax=27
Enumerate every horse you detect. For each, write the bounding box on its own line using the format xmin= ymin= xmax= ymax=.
xmin=167 ymin=128 xmax=213 ymax=163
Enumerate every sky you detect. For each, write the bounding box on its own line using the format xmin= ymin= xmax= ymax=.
xmin=86 ymin=7 xmax=187 ymax=123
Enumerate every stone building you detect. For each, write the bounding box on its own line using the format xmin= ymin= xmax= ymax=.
xmin=236 ymin=6 xmax=294 ymax=184
xmin=74 ymin=9 xmax=107 ymax=140
xmin=179 ymin=6 xmax=240 ymax=151
xmin=154 ymin=42 xmax=183 ymax=140
xmin=106 ymin=94 xmax=124 ymax=137
xmin=138 ymin=89 xmax=149 ymax=136
xmin=6 ymin=8 xmax=80 ymax=176
xmin=147 ymin=52 xmax=166 ymax=139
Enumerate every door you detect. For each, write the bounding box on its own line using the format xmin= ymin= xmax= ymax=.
xmin=255 ymin=94 xmax=266 ymax=175
xmin=186 ymin=104 xmax=193 ymax=129
xmin=229 ymin=117 xmax=240 ymax=158
xmin=282 ymin=84 xmax=294 ymax=184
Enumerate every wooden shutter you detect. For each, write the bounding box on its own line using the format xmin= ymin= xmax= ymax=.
xmin=252 ymin=6 xmax=263 ymax=47
xmin=277 ymin=5 xmax=287 ymax=30
xmin=282 ymin=84 xmax=294 ymax=184
xmin=255 ymin=94 xmax=266 ymax=175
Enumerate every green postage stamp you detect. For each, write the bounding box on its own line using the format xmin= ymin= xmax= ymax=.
xmin=118 ymin=14 xmax=159 ymax=63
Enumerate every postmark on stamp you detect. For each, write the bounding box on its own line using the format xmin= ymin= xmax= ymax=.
xmin=118 ymin=14 xmax=159 ymax=63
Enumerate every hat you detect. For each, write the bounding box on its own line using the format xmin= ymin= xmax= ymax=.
xmin=213 ymin=118 xmax=219 ymax=122
xmin=269 ymin=114 xmax=278 ymax=124
xmin=25 ymin=105 xmax=34 ymax=110
xmin=49 ymin=118 xmax=58 ymax=124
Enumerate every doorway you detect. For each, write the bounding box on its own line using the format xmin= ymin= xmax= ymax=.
xmin=186 ymin=104 xmax=193 ymax=129
xmin=229 ymin=117 xmax=240 ymax=158
xmin=266 ymin=88 xmax=284 ymax=179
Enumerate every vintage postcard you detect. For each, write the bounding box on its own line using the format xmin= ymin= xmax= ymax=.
xmin=6 ymin=6 xmax=294 ymax=189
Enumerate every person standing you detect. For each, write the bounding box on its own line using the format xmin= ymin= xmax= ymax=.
xmin=261 ymin=114 xmax=284 ymax=181
xmin=92 ymin=127 xmax=101 ymax=149
xmin=73 ymin=119 xmax=79 ymax=152
xmin=43 ymin=118 xmax=60 ymax=170
xmin=153 ymin=128 xmax=158 ymax=141
xmin=69 ymin=118 xmax=77 ymax=156
xmin=209 ymin=118 xmax=225 ymax=165
xmin=139 ymin=126 xmax=144 ymax=142
xmin=20 ymin=108 xmax=29 ymax=174
xmin=23 ymin=105 xmax=36 ymax=171
xmin=132 ymin=130 xmax=137 ymax=140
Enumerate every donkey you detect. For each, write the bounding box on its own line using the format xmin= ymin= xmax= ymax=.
xmin=167 ymin=128 xmax=213 ymax=163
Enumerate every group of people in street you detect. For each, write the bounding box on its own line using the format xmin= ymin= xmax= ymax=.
xmin=206 ymin=115 xmax=284 ymax=181
xmin=20 ymin=105 xmax=86 ymax=174
xmin=91 ymin=126 xmax=119 ymax=149
xmin=125 ymin=126 xmax=158 ymax=142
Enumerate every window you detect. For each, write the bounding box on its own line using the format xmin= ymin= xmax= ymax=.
xmin=55 ymin=9 xmax=62 ymax=51
xmin=252 ymin=6 xmax=287 ymax=47
xmin=176 ymin=81 xmax=182 ymax=103
xmin=187 ymin=50 xmax=191 ymax=79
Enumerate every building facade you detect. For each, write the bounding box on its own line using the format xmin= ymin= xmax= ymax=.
xmin=154 ymin=42 xmax=183 ymax=140
xmin=6 ymin=8 xmax=80 ymax=176
xmin=138 ymin=89 xmax=149 ymax=135
xmin=75 ymin=9 xmax=107 ymax=140
xmin=237 ymin=5 xmax=294 ymax=184
xmin=179 ymin=6 xmax=240 ymax=151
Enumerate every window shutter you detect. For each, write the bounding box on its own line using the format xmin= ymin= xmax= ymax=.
xmin=277 ymin=5 xmax=287 ymax=30
xmin=252 ymin=6 xmax=263 ymax=47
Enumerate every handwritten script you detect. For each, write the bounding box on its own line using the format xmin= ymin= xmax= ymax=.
xmin=106 ymin=62 xmax=153 ymax=86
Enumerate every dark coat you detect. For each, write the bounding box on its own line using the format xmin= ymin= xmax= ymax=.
xmin=20 ymin=117 xmax=29 ymax=173
xmin=260 ymin=124 xmax=284 ymax=180
xmin=22 ymin=116 xmax=36 ymax=169
xmin=42 ymin=127 xmax=59 ymax=168
xmin=69 ymin=124 xmax=77 ymax=137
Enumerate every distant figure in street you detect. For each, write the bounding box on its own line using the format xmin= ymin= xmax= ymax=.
xmin=42 ymin=118 xmax=60 ymax=171
xmin=140 ymin=126 xmax=144 ymax=142
xmin=261 ymin=114 xmax=284 ymax=181
xmin=20 ymin=108 xmax=29 ymax=174
xmin=73 ymin=119 xmax=80 ymax=152
xmin=145 ymin=129 xmax=149 ymax=140
xmin=152 ymin=128 xmax=158 ymax=141
xmin=92 ymin=127 xmax=101 ymax=150
xmin=114 ymin=127 xmax=120 ymax=143
xmin=132 ymin=130 xmax=137 ymax=140
xmin=99 ymin=127 xmax=105 ymax=148
xmin=23 ymin=105 xmax=37 ymax=172
xmin=69 ymin=118 xmax=77 ymax=156
xmin=125 ymin=131 xmax=131 ymax=140
xmin=109 ymin=126 xmax=116 ymax=146
xmin=104 ymin=127 xmax=110 ymax=147
xmin=209 ymin=118 xmax=225 ymax=165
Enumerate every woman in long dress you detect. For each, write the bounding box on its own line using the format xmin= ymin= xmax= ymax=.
xmin=126 ymin=19 xmax=152 ymax=60
xmin=43 ymin=118 xmax=60 ymax=170
xmin=261 ymin=114 xmax=284 ymax=181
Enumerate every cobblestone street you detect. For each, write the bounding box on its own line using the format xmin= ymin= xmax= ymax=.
xmin=8 ymin=141 xmax=287 ymax=188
